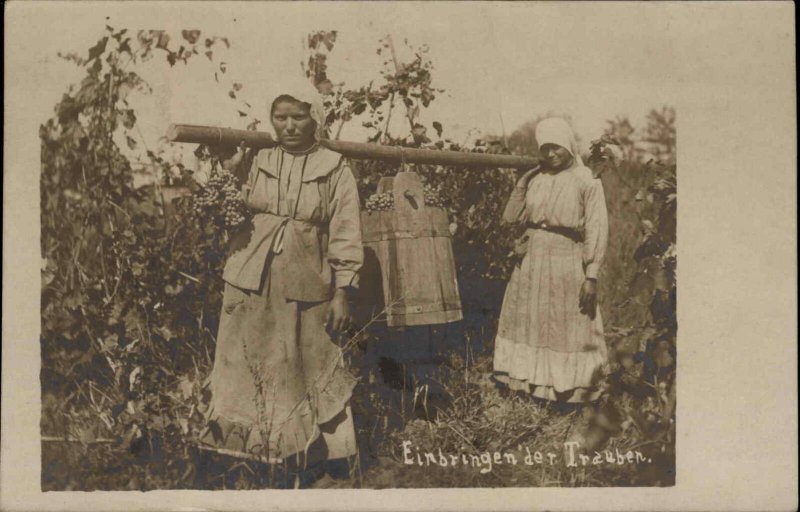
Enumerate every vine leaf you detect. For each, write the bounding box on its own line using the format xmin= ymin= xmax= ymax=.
xmin=111 ymin=28 xmax=127 ymax=41
xmin=119 ymin=38 xmax=132 ymax=55
xmin=207 ymin=420 xmax=223 ymax=443
xmin=88 ymin=37 xmax=109 ymax=62
xmin=182 ymin=30 xmax=201 ymax=44
xmin=121 ymin=109 xmax=136 ymax=129
xmin=154 ymin=31 xmax=170 ymax=50
xmin=322 ymin=31 xmax=337 ymax=51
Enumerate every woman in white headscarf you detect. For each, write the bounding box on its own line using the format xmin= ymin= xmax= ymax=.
xmin=493 ymin=117 xmax=609 ymax=404
xmin=199 ymin=78 xmax=363 ymax=482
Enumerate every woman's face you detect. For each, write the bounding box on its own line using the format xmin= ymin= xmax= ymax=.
xmin=271 ymin=99 xmax=317 ymax=151
xmin=540 ymin=143 xmax=574 ymax=171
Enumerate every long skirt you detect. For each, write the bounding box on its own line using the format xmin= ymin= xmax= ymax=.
xmin=493 ymin=228 xmax=607 ymax=403
xmin=199 ymin=250 xmax=358 ymax=467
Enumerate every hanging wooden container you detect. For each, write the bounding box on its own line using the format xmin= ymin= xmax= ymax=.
xmin=359 ymin=171 xmax=463 ymax=327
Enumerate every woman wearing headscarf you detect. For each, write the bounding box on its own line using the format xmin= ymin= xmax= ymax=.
xmin=493 ymin=117 xmax=609 ymax=404
xmin=199 ymin=78 xmax=363 ymax=479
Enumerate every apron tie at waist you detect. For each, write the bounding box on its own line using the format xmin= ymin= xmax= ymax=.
xmin=270 ymin=216 xmax=328 ymax=255
xmin=271 ymin=218 xmax=291 ymax=254
xmin=528 ymin=222 xmax=584 ymax=243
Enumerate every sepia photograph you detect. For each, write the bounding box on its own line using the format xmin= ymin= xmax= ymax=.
xmin=2 ymin=1 xmax=796 ymax=510
xmin=36 ymin=16 xmax=677 ymax=493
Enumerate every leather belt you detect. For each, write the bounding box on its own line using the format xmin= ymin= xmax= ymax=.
xmin=529 ymin=222 xmax=583 ymax=243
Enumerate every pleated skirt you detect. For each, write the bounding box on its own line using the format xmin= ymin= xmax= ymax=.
xmin=493 ymin=228 xmax=607 ymax=403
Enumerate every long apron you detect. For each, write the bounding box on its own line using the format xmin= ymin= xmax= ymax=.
xmin=200 ymin=245 xmax=358 ymax=467
xmin=493 ymin=227 xmax=607 ymax=403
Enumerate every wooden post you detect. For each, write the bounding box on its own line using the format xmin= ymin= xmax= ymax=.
xmin=166 ymin=124 xmax=539 ymax=170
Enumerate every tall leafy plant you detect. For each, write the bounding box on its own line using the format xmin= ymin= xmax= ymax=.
xmin=40 ymin=27 xmax=237 ymax=489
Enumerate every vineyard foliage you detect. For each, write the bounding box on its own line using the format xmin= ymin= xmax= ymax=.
xmin=40 ymin=28 xmax=676 ymax=489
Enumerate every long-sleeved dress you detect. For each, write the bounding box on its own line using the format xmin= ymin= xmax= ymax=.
xmin=200 ymin=145 xmax=363 ymax=466
xmin=493 ymin=164 xmax=609 ymax=403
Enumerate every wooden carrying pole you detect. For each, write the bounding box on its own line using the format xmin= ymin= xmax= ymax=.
xmin=166 ymin=124 xmax=539 ymax=170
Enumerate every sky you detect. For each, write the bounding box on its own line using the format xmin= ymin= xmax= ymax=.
xmin=28 ymin=2 xmax=680 ymax=168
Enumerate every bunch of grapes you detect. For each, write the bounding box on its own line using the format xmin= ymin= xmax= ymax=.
xmin=221 ymin=192 xmax=249 ymax=229
xmin=364 ymin=192 xmax=395 ymax=212
xmin=193 ymin=168 xmax=249 ymax=230
xmin=423 ymin=184 xmax=446 ymax=208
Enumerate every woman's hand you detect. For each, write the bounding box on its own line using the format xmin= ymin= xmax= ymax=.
xmin=509 ymin=234 xmax=530 ymax=264
xmin=326 ymin=288 xmax=353 ymax=337
xmin=579 ymin=278 xmax=597 ymax=317
xmin=220 ymin=141 xmax=249 ymax=171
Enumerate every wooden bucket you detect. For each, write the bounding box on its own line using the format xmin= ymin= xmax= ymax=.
xmin=359 ymin=171 xmax=463 ymax=327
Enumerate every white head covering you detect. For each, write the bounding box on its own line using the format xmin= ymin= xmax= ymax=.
xmin=535 ymin=117 xmax=584 ymax=168
xmin=268 ymin=76 xmax=328 ymax=140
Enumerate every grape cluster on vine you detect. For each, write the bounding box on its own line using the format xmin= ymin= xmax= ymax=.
xmin=423 ymin=183 xmax=446 ymax=208
xmin=192 ymin=168 xmax=249 ymax=229
xmin=364 ymin=192 xmax=395 ymax=212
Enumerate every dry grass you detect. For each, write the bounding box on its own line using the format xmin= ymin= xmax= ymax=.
xmin=314 ymin=348 xmax=670 ymax=489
